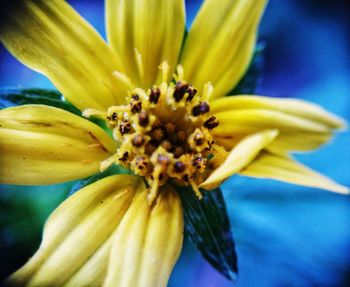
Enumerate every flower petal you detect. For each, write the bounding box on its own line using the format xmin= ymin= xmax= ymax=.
xmin=106 ymin=0 xmax=185 ymax=87
xmin=200 ymin=130 xmax=278 ymax=190
xmin=181 ymin=0 xmax=267 ymax=98
xmin=240 ymin=151 xmax=349 ymax=194
xmin=210 ymin=95 xmax=345 ymax=129
xmin=211 ymin=96 xmax=345 ymax=154
xmin=0 ymin=105 xmax=116 ymax=185
xmin=7 ymin=175 xmax=142 ymax=286
xmin=104 ymin=184 xmax=183 ymax=287
xmin=0 ymin=0 xmax=127 ymax=111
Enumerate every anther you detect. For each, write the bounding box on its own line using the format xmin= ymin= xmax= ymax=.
xmin=132 ymin=134 xmax=145 ymax=147
xmin=174 ymin=161 xmax=185 ymax=173
xmin=161 ymin=140 xmax=172 ymax=151
xmin=186 ymin=86 xmax=197 ymax=102
xmin=173 ymin=146 xmax=184 ymax=158
xmin=107 ymin=112 xmax=118 ymax=121
xmin=134 ymin=155 xmax=149 ymax=171
xmin=138 ymin=111 xmax=149 ymax=127
xmin=119 ymin=151 xmax=129 ymax=162
xmin=119 ymin=120 xmax=131 ymax=135
xmin=176 ymin=131 xmax=187 ymax=143
xmin=157 ymin=154 xmax=170 ymax=166
xmin=173 ymin=81 xmax=189 ymax=102
xmin=204 ymin=116 xmax=219 ymax=129
xmin=145 ymin=142 xmax=157 ymax=155
xmin=192 ymin=155 xmax=205 ymax=170
xmin=194 ymin=132 xmax=205 ymax=145
xmin=149 ymin=87 xmax=160 ymax=104
xmin=192 ymin=102 xmax=210 ymax=116
xmin=150 ymin=127 xmax=165 ymax=142
xmin=164 ymin=122 xmax=176 ymax=135
xmin=130 ymin=101 xmax=142 ymax=113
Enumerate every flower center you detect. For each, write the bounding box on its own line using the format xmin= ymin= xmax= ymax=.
xmin=84 ymin=64 xmax=221 ymax=202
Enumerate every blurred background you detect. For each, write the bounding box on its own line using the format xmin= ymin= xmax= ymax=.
xmin=1 ymin=0 xmax=349 ymax=286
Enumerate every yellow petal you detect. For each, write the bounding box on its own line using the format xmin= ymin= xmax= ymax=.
xmin=181 ymin=0 xmax=267 ymax=98
xmin=211 ymin=96 xmax=345 ymax=154
xmin=210 ymin=95 xmax=346 ymax=129
xmin=240 ymin=151 xmax=349 ymax=194
xmin=0 ymin=0 xmax=127 ymax=111
xmin=215 ymin=132 xmax=332 ymax=155
xmin=0 ymin=105 xmax=116 ymax=185
xmin=106 ymin=0 xmax=185 ymax=87
xmin=200 ymin=130 xmax=278 ymax=190
xmin=7 ymin=175 xmax=142 ymax=287
xmin=104 ymin=184 xmax=183 ymax=287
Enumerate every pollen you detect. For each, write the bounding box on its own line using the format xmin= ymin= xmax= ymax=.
xmin=86 ymin=64 xmax=220 ymax=203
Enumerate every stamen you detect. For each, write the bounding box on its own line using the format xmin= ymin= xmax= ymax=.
xmin=148 ymin=165 xmax=162 ymax=204
xmin=202 ymin=82 xmax=214 ymax=101
xmin=132 ymin=134 xmax=145 ymax=147
xmin=112 ymin=71 xmax=135 ymax=90
xmin=173 ymin=82 xmax=189 ymax=102
xmin=134 ymin=48 xmax=144 ymax=81
xmin=192 ymin=102 xmax=210 ymax=116
xmin=100 ymin=154 xmax=120 ymax=172
xmin=82 ymin=108 xmax=106 ymax=118
xmin=204 ymin=116 xmax=219 ymax=129
xmin=159 ymin=61 xmax=170 ymax=83
xmin=149 ymin=87 xmax=161 ymax=104
xmin=138 ymin=111 xmax=149 ymax=127
xmin=189 ymin=178 xmax=203 ymax=200
xmin=98 ymin=73 xmax=220 ymax=201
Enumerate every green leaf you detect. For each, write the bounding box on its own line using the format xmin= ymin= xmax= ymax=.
xmin=174 ymin=185 xmax=238 ymax=280
xmin=0 ymin=88 xmax=81 ymax=115
xmin=230 ymin=42 xmax=265 ymax=95
xmin=68 ymin=164 xmax=131 ymax=197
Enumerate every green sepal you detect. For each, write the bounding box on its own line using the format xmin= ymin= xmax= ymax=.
xmin=0 ymin=88 xmax=81 ymax=115
xmin=229 ymin=42 xmax=265 ymax=95
xmin=0 ymin=88 xmax=108 ymax=129
xmin=68 ymin=164 xmax=131 ymax=197
xmin=174 ymin=185 xmax=238 ymax=280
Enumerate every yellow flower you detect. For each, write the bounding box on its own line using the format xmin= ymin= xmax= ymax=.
xmin=0 ymin=0 xmax=348 ymax=286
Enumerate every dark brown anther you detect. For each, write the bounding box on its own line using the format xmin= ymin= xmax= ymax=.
xmin=149 ymin=87 xmax=161 ymax=104
xmin=186 ymin=86 xmax=197 ymax=102
xmin=119 ymin=120 xmax=131 ymax=135
xmin=161 ymin=140 xmax=172 ymax=151
xmin=192 ymin=155 xmax=205 ymax=169
xmin=150 ymin=127 xmax=165 ymax=142
xmin=164 ymin=122 xmax=176 ymax=135
xmin=176 ymin=131 xmax=187 ymax=143
xmin=145 ymin=143 xmax=157 ymax=155
xmin=173 ymin=146 xmax=184 ymax=158
xmin=194 ymin=132 xmax=205 ymax=145
xmin=174 ymin=161 xmax=185 ymax=173
xmin=132 ymin=134 xmax=145 ymax=147
xmin=182 ymin=174 xmax=189 ymax=182
xmin=204 ymin=116 xmax=219 ymax=129
xmin=130 ymin=101 xmax=142 ymax=113
xmin=157 ymin=154 xmax=170 ymax=166
xmin=119 ymin=151 xmax=129 ymax=162
xmin=131 ymin=94 xmax=140 ymax=101
xmin=111 ymin=112 xmax=118 ymax=121
xmin=135 ymin=156 xmax=148 ymax=170
xmin=192 ymin=102 xmax=210 ymax=116
xmin=138 ymin=111 xmax=149 ymax=127
xmin=173 ymin=81 xmax=189 ymax=102
xmin=107 ymin=112 xmax=118 ymax=121
xmin=152 ymin=118 xmax=161 ymax=128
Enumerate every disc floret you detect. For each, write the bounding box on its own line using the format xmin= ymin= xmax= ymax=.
xmin=85 ymin=65 xmax=220 ymax=202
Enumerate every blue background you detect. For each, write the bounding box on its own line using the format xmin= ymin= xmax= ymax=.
xmin=0 ymin=1 xmax=349 ymax=286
